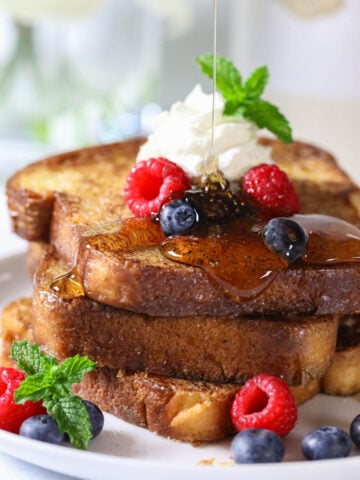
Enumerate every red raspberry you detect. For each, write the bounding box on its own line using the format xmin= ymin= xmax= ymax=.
xmin=0 ymin=367 xmax=46 ymax=433
xmin=241 ymin=164 xmax=300 ymax=216
xmin=231 ymin=373 xmax=297 ymax=437
xmin=124 ymin=157 xmax=192 ymax=218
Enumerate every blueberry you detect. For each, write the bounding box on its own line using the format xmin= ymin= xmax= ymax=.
xmin=350 ymin=414 xmax=360 ymax=447
xmin=301 ymin=426 xmax=352 ymax=460
xmin=230 ymin=428 xmax=285 ymax=463
xmin=159 ymin=199 xmax=198 ymax=236
xmin=19 ymin=415 xmax=65 ymax=445
xmin=83 ymin=400 xmax=104 ymax=439
xmin=262 ymin=217 xmax=307 ymax=265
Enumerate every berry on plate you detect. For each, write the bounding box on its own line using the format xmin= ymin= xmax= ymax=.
xmin=20 ymin=414 xmax=65 ymax=445
xmin=301 ymin=426 xmax=352 ymax=460
xmin=241 ymin=163 xmax=300 ymax=217
xmin=124 ymin=157 xmax=192 ymax=218
xmin=0 ymin=367 xmax=46 ymax=433
xmin=350 ymin=414 xmax=360 ymax=447
xmin=231 ymin=428 xmax=285 ymax=463
xmin=83 ymin=400 xmax=104 ymax=439
xmin=230 ymin=373 xmax=297 ymax=437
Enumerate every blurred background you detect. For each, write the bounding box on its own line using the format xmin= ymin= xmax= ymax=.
xmin=0 ymin=0 xmax=359 ymax=183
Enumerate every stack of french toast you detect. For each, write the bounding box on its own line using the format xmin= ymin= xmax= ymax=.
xmin=2 ymin=137 xmax=360 ymax=443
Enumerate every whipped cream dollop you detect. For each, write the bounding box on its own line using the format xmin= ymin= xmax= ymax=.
xmin=137 ymin=84 xmax=272 ymax=181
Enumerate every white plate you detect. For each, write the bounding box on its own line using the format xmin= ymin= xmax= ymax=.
xmin=1 ymin=253 xmax=360 ymax=480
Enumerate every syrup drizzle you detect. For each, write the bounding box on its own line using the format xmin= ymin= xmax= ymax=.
xmin=201 ymin=0 xmax=227 ymax=189
xmin=210 ymin=0 xmax=217 ymax=164
xmin=51 ymin=266 xmax=84 ymax=298
xmin=51 ymin=213 xmax=360 ymax=301
xmin=295 ymin=214 xmax=360 ymax=264
xmin=160 ymin=216 xmax=287 ymax=299
xmin=160 ymin=213 xmax=360 ymax=299
xmin=50 ymin=218 xmax=165 ymax=299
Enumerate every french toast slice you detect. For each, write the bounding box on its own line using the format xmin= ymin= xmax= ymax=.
xmin=73 ymin=369 xmax=321 ymax=443
xmin=2 ymin=297 xmax=360 ymax=442
xmin=72 ymin=227 xmax=360 ymax=317
xmin=0 ymin=297 xmax=321 ymax=443
xmin=69 ymin=138 xmax=360 ymax=316
xmin=6 ymin=140 xmax=141 ymax=243
xmin=30 ymin=249 xmax=338 ymax=386
xmin=9 ymin=139 xmax=360 ymax=317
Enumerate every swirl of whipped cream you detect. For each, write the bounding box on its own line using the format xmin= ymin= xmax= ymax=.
xmin=137 ymin=84 xmax=272 ymax=182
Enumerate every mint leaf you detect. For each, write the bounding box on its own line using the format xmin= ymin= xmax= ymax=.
xmin=55 ymin=354 xmax=96 ymax=385
xmin=196 ymin=54 xmax=242 ymax=101
xmin=11 ymin=340 xmax=96 ymax=450
xmin=196 ymin=55 xmax=293 ymax=143
xmin=243 ymin=99 xmax=293 ymax=144
xmin=10 ymin=340 xmax=57 ymax=375
xmin=14 ymin=373 xmax=53 ymax=404
xmin=244 ymin=66 xmax=269 ymax=99
xmin=223 ymin=99 xmax=245 ymax=116
xmin=44 ymin=395 xmax=92 ymax=450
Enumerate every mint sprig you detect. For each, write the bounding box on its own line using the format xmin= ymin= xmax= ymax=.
xmin=196 ymin=54 xmax=293 ymax=144
xmin=10 ymin=340 xmax=96 ymax=450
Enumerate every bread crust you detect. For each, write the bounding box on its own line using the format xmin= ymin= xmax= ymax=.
xmin=74 ymin=369 xmax=319 ymax=443
xmin=31 ymin=250 xmax=339 ymax=385
xmin=6 ymin=139 xmax=141 ymax=242
xmin=78 ymin=243 xmax=360 ymax=316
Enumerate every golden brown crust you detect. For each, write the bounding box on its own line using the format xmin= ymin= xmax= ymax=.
xmin=74 ymin=369 xmax=318 ymax=443
xmin=31 ymin=251 xmax=339 ymax=385
xmin=0 ymin=297 xmax=33 ymax=366
xmin=6 ymin=139 xmax=142 ymax=242
xmin=79 ymin=244 xmax=360 ymax=316
xmin=322 ymin=345 xmax=360 ymax=395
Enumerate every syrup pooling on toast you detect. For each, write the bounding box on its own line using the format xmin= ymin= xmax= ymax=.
xmin=294 ymin=214 xmax=360 ymax=264
xmin=160 ymin=212 xmax=360 ymax=299
xmin=160 ymin=214 xmax=287 ymax=299
xmin=80 ymin=217 xmax=165 ymax=252
xmin=50 ymin=218 xmax=165 ymax=298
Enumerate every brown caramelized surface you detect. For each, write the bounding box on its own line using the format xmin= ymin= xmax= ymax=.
xmin=51 ymin=209 xmax=360 ymax=302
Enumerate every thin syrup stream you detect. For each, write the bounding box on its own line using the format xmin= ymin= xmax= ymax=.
xmin=203 ymin=0 xmax=220 ymax=179
xmin=211 ymin=0 xmax=217 ymax=155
